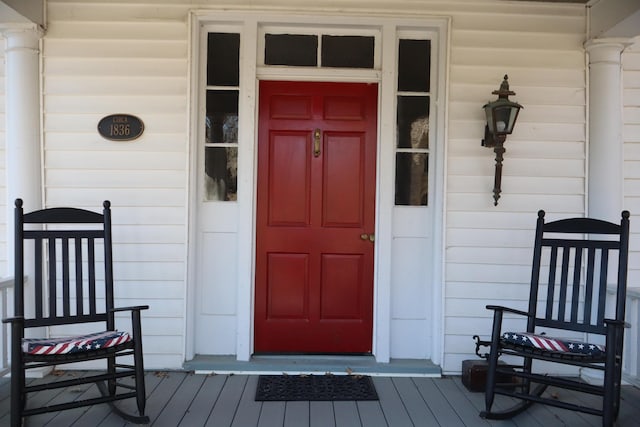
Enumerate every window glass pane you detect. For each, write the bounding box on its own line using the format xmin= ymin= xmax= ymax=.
xmin=321 ymin=35 xmax=374 ymax=68
xmin=206 ymin=90 xmax=239 ymax=144
xmin=397 ymin=96 xmax=429 ymax=149
xmin=398 ymin=39 xmax=430 ymax=92
xmin=265 ymin=34 xmax=318 ymax=66
xmin=207 ymin=33 xmax=240 ymax=86
xmin=205 ymin=147 xmax=238 ymax=201
xmin=395 ymin=153 xmax=428 ymax=206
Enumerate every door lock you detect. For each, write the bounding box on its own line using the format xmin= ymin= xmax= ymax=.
xmin=360 ymin=233 xmax=375 ymax=242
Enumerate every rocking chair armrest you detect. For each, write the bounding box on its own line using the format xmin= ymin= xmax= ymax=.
xmin=2 ymin=315 xmax=24 ymax=324
xmin=486 ymin=305 xmax=531 ymax=318
xmin=110 ymin=305 xmax=149 ymax=313
xmin=603 ymin=318 xmax=631 ymax=328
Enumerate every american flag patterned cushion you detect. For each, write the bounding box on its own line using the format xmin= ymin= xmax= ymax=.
xmin=22 ymin=330 xmax=132 ymax=355
xmin=502 ymin=332 xmax=606 ymax=357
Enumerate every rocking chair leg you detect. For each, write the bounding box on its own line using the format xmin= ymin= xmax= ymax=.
xmin=9 ymin=322 xmax=24 ymax=427
xmin=603 ymin=371 xmax=616 ymax=426
xmin=96 ymin=381 xmax=150 ymax=425
xmin=133 ymin=309 xmax=147 ymax=416
xmin=10 ymin=385 xmax=21 ymax=427
xmin=483 ymin=310 xmax=503 ymax=413
xmin=107 ymin=356 xmax=116 ymax=396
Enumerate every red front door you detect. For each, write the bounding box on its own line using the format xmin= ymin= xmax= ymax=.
xmin=255 ymin=81 xmax=377 ymax=353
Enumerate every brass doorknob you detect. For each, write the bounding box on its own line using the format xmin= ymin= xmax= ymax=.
xmin=360 ymin=233 xmax=375 ymax=242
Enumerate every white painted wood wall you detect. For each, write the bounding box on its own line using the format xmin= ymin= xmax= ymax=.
xmin=624 ymin=43 xmax=640 ymax=298
xmin=0 ymin=36 xmax=5 ymax=275
xmin=0 ymin=0 xmax=638 ymax=372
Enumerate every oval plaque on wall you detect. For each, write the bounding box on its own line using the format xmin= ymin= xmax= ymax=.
xmin=97 ymin=114 xmax=144 ymax=141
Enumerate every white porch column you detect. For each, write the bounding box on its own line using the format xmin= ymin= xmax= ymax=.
xmin=585 ymin=39 xmax=630 ymax=222
xmin=3 ymin=25 xmax=43 ymax=272
xmin=582 ymin=39 xmax=631 ymax=385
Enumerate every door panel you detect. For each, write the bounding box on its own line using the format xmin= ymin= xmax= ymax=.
xmin=323 ymin=133 xmax=366 ymax=226
xmin=267 ymin=131 xmax=311 ymax=225
xmin=255 ymin=81 xmax=377 ymax=353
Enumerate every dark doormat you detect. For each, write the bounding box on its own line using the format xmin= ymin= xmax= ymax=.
xmin=255 ymin=374 xmax=379 ymax=401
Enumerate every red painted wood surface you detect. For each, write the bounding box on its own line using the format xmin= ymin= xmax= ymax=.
xmin=255 ymin=81 xmax=378 ymax=353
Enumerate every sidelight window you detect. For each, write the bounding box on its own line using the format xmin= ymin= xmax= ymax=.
xmin=395 ymin=39 xmax=431 ymax=206
xmin=204 ymin=33 xmax=239 ymax=201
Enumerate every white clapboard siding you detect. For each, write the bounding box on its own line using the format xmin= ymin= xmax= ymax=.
xmin=44 ymin=2 xmax=191 ymax=369
xmin=0 ymin=35 xmax=5 ymax=276
xmin=624 ymin=41 xmax=640 ymax=338
xmin=442 ymin=3 xmax=587 ymax=373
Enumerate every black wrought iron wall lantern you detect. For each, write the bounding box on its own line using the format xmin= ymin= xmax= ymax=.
xmin=481 ymin=75 xmax=523 ymax=206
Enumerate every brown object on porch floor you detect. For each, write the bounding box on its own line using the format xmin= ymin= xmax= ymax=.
xmin=255 ymin=374 xmax=379 ymax=401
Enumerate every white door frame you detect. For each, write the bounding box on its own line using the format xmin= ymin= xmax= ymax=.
xmin=186 ymin=10 xmax=449 ymax=365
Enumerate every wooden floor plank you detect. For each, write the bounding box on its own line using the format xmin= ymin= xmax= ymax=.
xmin=372 ymin=377 xmax=413 ymax=427
xmin=527 ymin=386 xmax=599 ymax=427
xmin=92 ymin=370 xmax=164 ymax=427
xmin=333 ymin=401 xmax=361 ymax=427
xmin=0 ymin=375 xmax=13 ymax=400
xmin=451 ymin=377 xmax=519 ymax=426
xmin=43 ymin=374 xmax=105 ymax=427
xmin=356 ymin=401 xmax=387 ymax=427
xmin=230 ymin=375 xmax=263 ymax=427
xmin=154 ymin=372 xmax=207 ymax=427
xmin=257 ymin=401 xmax=285 ymax=427
xmin=116 ymin=370 xmax=186 ymax=426
xmin=517 ymin=399 xmax=567 ymax=427
xmin=284 ymin=401 xmax=310 ymax=427
xmin=206 ymin=374 xmax=247 ymax=427
xmin=412 ymin=377 xmax=466 ymax=426
xmin=1 ymin=371 xmax=639 ymax=426
xmin=310 ymin=401 xmax=336 ymax=427
xmin=391 ymin=377 xmax=440 ymax=426
xmin=0 ymin=377 xmax=38 ymax=426
xmin=179 ymin=373 xmax=227 ymax=427
xmin=433 ymin=377 xmax=493 ymax=426
xmin=20 ymin=371 xmax=92 ymax=427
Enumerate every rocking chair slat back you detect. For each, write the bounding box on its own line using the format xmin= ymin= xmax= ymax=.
xmin=20 ymin=226 xmax=111 ymax=329
xmin=528 ymin=210 xmax=628 ymax=337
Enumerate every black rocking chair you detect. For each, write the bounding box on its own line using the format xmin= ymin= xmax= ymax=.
xmin=479 ymin=210 xmax=630 ymax=427
xmin=3 ymin=199 xmax=149 ymax=426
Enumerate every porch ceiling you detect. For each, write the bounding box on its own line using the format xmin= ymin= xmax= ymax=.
xmin=0 ymin=1 xmax=638 ymax=42
xmin=514 ymin=0 xmax=589 ymax=2
xmin=515 ymin=0 xmax=639 ymax=39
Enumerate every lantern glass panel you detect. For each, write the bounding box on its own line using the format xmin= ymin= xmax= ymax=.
xmin=484 ymin=106 xmax=495 ymax=133
xmin=493 ymin=106 xmax=513 ymax=134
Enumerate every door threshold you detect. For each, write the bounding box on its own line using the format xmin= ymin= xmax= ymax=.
xmin=183 ymin=355 xmax=441 ymax=377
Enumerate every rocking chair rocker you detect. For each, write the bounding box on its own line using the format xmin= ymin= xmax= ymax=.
xmin=479 ymin=210 xmax=630 ymax=427
xmin=3 ymin=199 xmax=149 ymax=426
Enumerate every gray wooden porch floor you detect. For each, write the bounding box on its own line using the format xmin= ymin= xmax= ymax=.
xmin=2 ymin=371 xmax=640 ymax=426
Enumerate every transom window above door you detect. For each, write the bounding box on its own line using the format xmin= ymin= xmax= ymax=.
xmin=259 ymin=27 xmax=380 ymax=69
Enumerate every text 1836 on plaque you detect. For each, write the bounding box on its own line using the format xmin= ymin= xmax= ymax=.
xmin=98 ymin=114 xmax=144 ymax=141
